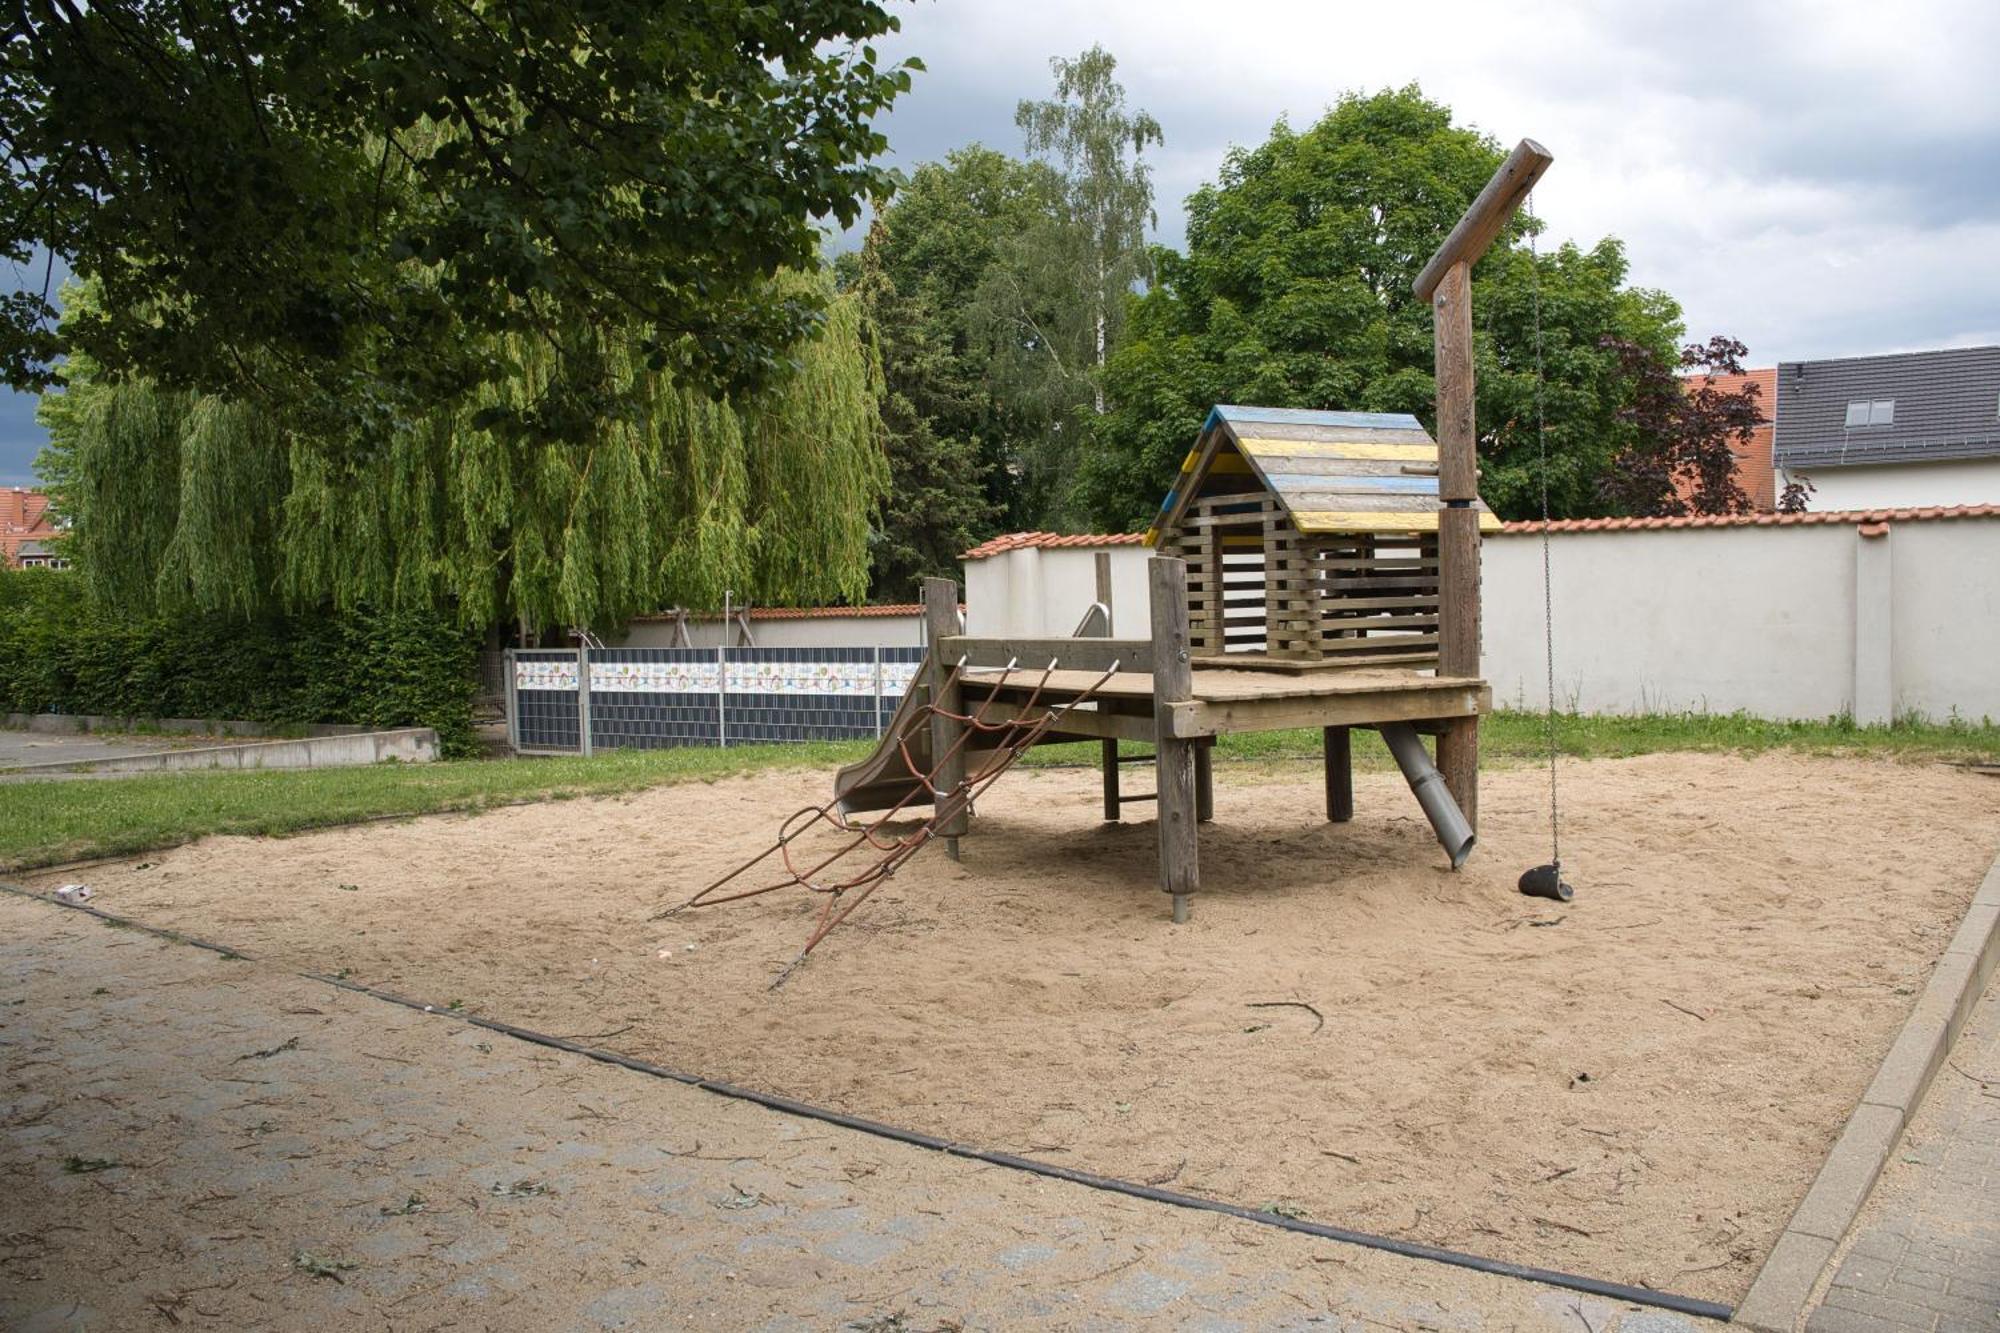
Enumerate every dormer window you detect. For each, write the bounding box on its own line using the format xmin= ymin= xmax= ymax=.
xmin=1844 ymin=399 xmax=1895 ymax=427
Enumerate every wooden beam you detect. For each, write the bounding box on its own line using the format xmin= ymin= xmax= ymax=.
xmin=1194 ymin=741 xmax=1214 ymax=823
xmin=1412 ymin=138 xmax=1554 ymax=303
xmin=1436 ymin=505 xmax=1482 ymax=830
xmin=1095 ymin=550 xmax=1114 ymax=635
xmin=1102 ymin=739 xmax=1121 ymax=819
xmin=1165 ymin=682 xmax=1487 ymax=739
xmin=1150 ymin=557 xmax=1198 ymax=923
xmin=923 ymin=577 xmax=968 ymax=857
xmin=1431 ymin=260 xmax=1479 ymax=503
xmin=1324 ymin=725 xmax=1353 ymax=823
xmin=938 ymin=636 xmax=1152 ymax=676
xmin=968 ymin=697 xmax=1158 ymax=743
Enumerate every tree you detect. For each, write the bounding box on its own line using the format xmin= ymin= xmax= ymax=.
xmin=846 ymin=146 xmax=1055 ymax=548
xmin=40 ymin=270 xmax=889 ymax=632
xmin=844 ymin=215 xmax=999 ymax=602
xmin=1597 ymin=336 xmax=1765 ymax=517
xmin=1076 ymin=86 xmax=1683 ymax=530
xmin=1 ymin=1 xmax=916 ymax=441
xmin=984 ymin=46 xmax=1163 ymax=523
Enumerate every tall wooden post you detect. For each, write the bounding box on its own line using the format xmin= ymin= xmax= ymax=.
xmin=1432 ymin=259 xmax=1481 ymax=830
xmin=923 ymin=577 xmax=968 ymax=859
xmin=1150 ymin=556 xmax=1198 ymax=923
xmin=1414 ymin=138 xmax=1554 ymax=837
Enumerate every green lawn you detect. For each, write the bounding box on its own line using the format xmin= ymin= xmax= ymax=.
xmin=2 ymin=711 xmax=1994 ymax=874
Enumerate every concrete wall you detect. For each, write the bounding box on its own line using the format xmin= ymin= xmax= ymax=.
xmin=963 ymin=518 xmax=2000 ymax=725
xmin=617 ymin=615 xmax=925 ymax=650
xmin=2 ymin=727 xmax=439 ymax=776
xmin=1481 ymin=519 xmax=2000 ymax=723
xmin=963 ymin=546 xmax=1149 ymax=638
xmin=1778 ymin=457 xmax=2000 ymax=511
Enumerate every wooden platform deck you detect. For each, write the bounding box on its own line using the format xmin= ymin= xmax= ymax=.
xmin=960 ymin=664 xmax=1488 ymax=743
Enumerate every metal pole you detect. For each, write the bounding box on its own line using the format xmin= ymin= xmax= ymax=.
xmin=716 ymin=643 xmax=728 ymax=749
xmin=873 ymin=645 xmax=884 ymax=738
xmin=503 ymin=648 xmax=520 ymax=753
xmin=576 ymin=643 xmax=594 ymax=758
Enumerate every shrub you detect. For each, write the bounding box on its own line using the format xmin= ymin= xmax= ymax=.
xmin=0 ymin=571 xmax=481 ymax=756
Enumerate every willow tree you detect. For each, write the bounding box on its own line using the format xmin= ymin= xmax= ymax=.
xmin=42 ymin=270 xmax=888 ymax=632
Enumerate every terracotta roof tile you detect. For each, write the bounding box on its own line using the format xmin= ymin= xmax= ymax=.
xmin=630 ymin=603 xmax=938 ymax=623
xmin=1497 ymin=503 xmax=2000 ymax=536
xmin=961 ymin=531 xmax=1148 ymax=561
xmin=1 ymin=487 xmax=60 ymax=567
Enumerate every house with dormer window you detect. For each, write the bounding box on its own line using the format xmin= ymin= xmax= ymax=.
xmin=1773 ymin=346 xmax=2000 ymax=510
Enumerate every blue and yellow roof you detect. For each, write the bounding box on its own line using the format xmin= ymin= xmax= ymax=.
xmin=1143 ymin=404 xmax=1499 ymax=544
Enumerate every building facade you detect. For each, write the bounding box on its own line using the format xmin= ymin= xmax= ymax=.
xmin=1 ymin=487 xmax=63 ymax=569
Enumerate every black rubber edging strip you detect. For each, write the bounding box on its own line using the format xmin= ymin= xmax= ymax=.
xmin=3 ymin=882 xmax=1731 ymax=1323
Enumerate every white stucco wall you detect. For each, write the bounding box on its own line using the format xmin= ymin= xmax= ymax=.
xmin=1778 ymin=457 xmax=2000 ymax=511
xmin=963 ymin=519 xmax=2000 ymax=725
xmin=618 ymin=614 xmax=925 ymax=650
xmin=963 ymin=545 xmax=1149 ymax=638
xmin=1887 ymin=520 xmax=2000 ymax=724
xmin=1483 ymin=526 xmax=1859 ymax=719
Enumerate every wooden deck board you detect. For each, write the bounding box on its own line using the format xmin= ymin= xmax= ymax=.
xmin=962 ymin=664 xmax=1485 ymax=708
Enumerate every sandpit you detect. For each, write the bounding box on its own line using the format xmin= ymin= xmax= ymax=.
xmin=31 ymin=750 xmax=2000 ymax=1304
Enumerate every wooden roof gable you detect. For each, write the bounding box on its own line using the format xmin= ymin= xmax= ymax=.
xmin=1144 ymin=404 xmax=1500 ymax=544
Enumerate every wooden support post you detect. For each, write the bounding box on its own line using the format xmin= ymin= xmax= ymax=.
xmin=1194 ymin=740 xmax=1214 ymax=823
xmin=1431 ymin=257 xmax=1481 ymax=833
xmin=1094 ymin=550 xmax=1115 ymax=635
xmin=1324 ymin=725 xmax=1352 ymax=823
xmin=1102 ymin=739 xmax=1120 ymax=820
xmin=923 ymin=577 xmax=968 ymax=859
xmin=1150 ymin=556 xmax=1198 ymax=922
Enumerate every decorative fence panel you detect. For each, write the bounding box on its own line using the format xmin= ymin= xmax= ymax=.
xmin=505 ymin=645 xmax=927 ymax=754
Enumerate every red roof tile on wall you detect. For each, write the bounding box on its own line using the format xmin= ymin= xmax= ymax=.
xmin=961 ymin=531 xmax=1148 ymax=561
xmin=1497 ymin=504 xmax=2000 ymax=535
xmin=630 ymin=603 xmax=938 ymax=623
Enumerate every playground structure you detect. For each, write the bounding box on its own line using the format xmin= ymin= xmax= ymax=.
xmin=686 ymin=139 xmax=1553 ymax=940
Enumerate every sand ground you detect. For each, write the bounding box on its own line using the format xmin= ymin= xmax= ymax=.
xmin=0 ymin=892 xmax=1717 ymax=1331
xmin=28 ymin=750 xmax=2000 ymax=1305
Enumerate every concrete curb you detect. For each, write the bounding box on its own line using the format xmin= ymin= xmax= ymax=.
xmin=1734 ymin=847 xmax=2000 ymax=1331
xmin=0 ymin=727 xmax=438 ymax=777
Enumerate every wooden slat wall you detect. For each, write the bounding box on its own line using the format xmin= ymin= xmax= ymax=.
xmin=1307 ymin=531 xmax=1441 ymax=667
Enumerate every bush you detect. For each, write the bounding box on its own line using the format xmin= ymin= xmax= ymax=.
xmin=0 ymin=570 xmax=482 ymax=756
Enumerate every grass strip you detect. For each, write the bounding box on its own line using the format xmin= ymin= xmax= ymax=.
xmin=3 ymin=710 xmax=1993 ymax=873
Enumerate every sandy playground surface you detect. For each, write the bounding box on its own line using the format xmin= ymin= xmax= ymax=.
xmin=30 ymin=750 xmax=2000 ymax=1304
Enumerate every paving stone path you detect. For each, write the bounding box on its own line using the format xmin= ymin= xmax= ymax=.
xmin=1808 ymin=977 xmax=2000 ymax=1333
xmin=0 ymin=892 xmax=1712 ymax=1332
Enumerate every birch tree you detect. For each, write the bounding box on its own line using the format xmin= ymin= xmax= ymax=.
xmin=980 ymin=46 xmax=1161 ymax=525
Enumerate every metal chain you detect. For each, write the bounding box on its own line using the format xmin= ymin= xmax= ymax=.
xmin=1527 ymin=196 xmax=1561 ymax=869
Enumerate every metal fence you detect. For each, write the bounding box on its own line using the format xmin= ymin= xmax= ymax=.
xmin=505 ymin=645 xmax=927 ymax=754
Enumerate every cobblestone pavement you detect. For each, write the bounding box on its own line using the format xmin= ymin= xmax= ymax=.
xmin=0 ymin=892 xmax=1716 ymax=1332
xmin=1808 ymin=977 xmax=2000 ymax=1333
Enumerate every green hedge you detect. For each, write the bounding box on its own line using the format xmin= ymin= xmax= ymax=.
xmin=0 ymin=571 xmax=483 ymax=757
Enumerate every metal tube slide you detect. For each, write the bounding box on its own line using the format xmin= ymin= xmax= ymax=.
xmin=1378 ymin=723 xmax=1476 ymax=870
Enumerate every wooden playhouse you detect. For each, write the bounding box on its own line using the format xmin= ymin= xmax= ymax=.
xmin=1148 ymin=405 xmax=1499 ymax=666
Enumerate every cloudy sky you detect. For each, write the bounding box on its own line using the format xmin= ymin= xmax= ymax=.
xmin=4 ymin=0 xmax=1995 ymax=485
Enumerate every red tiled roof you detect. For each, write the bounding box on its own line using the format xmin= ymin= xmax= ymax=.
xmin=1 ymin=487 xmax=59 ymax=568
xmin=1497 ymin=504 xmax=2000 ymax=536
xmin=1673 ymin=368 xmax=1777 ymax=511
xmin=631 ymin=603 xmax=938 ymax=623
xmin=961 ymin=531 xmax=1148 ymax=561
